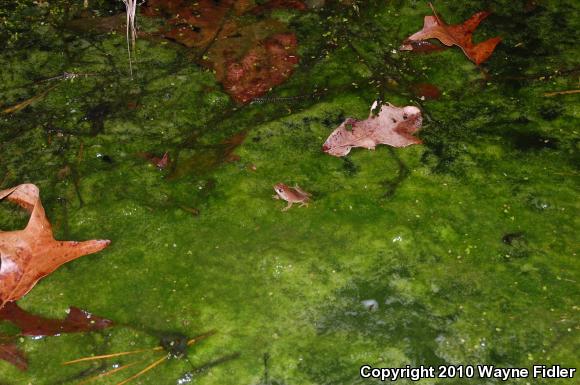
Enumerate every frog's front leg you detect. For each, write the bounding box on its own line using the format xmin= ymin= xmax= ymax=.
xmin=282 ymin=202 xmax=293 ymax=211
xmin=272 ymin=194 xmax=281 ymax=200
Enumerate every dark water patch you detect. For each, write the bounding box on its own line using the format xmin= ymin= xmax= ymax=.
xmin=321 ymin=112 xmax=345 ymax=129
xmin=97 ymin=153 xmax=114 ymax=164
xmin=254 ymin=353 xmax=288 ymax=385
xmin=84 ymin=102 xmax=112 ymax=136
xmin=501 ymin=232 xmax=530 ymax=259
xmin=509 ymin=130 xmax=559 ymax=151
xmin=382 ymin=147 xmax=410 ymax=198
xmin=502 ymin=232 xmax=525 ymax=246
xmin=314 ymin=264 xmax=448 ymax=367
xmin=538 ymin=100 xmax=564 ymax=120
xmin=342 ymin=157 xmax=358 ymax=176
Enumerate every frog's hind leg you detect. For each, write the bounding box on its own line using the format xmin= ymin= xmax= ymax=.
xmin=282 ymin=202 xmax=293 ymax=211
xmin=299 ymin=202 xmax=309 ymax=208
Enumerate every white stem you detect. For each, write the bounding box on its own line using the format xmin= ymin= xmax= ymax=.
xmin=122 ymin=0 xmax=137 ymax=78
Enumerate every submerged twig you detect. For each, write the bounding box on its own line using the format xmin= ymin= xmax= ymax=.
xmin=1 ymin=84 xmax=59 ymax=114
xmin=39 ymin=72 xmax=100 ymax=83
xmin=544 ymin=89 xmax=580 ymax=97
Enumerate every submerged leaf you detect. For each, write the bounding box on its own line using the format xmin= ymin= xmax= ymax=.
xmin=411 ymin=83 xmax=442 ymax=100
xmin=400 ymin=3 xmax=501 ymax=65
xmin=0 ymin=343 xmax=27 ymax=371
xmin=220 ymin=32 xmax=300 ymax=103
xmin=322 ymin=101 xmax=422 ymax=157
xmin=0 ymin=184 xmax=110 ymax=309
xmin=169 ymin=131 xmax=247 ymax=179
xmin=143 ymin=0 xmax=302 ymax=103
xmin=0 ymin=301 xmax=113 ymax=336
xmin=0 ymin=302 xmax=112 ymax=371
xmin=138 ymin=151 xmax=171 ymax=169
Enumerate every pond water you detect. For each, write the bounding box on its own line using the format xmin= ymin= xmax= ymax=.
xmin=0 ymin=0 xmax=578 ymax=384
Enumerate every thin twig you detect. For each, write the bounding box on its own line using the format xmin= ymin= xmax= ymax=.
xmin=544 ymin=89 xmax=580 ymax=97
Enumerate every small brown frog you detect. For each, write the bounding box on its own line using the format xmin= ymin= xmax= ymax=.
xmin=272 ymin=183 xmax=311 ymax=211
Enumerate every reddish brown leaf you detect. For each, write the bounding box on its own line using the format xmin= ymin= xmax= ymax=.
xmin=222 ymin=33 xmax=299 ymax=103
xmin=143 ymin=0 xmax=236 ymax=49
xmin=0 ymin=301 xmax=113 ymax=336
xmin=411 ymin=83 xmax=442 ymax=100
xmin=143 ymin=0 xmax=303 ymax=103
xmin=0 ymin=184 xmax=110 ymax=309
xmin=0 ymin=343 xmax=27 ymax=371
xmin=400 ymin=3 xmax=501 ymax=65
xmin=138 ymin=151 xmax=171 ymax=169
xmin=402 ymin=40 xmax=448 ymax=53
xmin=251 ymin=0 xmax=307 ymax=13
xmin=322 ymin=101 xmax=422 ymax=157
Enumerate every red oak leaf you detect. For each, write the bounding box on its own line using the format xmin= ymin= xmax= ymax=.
xmin=400 ymin=3 xmax=501 ymax=65
xmin=322 ymin=101 xmax=423 ymax=157
xmin=0 ymin=184 xmax=110 ymax=309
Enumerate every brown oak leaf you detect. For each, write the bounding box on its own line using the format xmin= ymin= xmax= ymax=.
xmin=400 ymin=3 xmax=501 ymax=65
xmin=322 ymin=101 xmax=423 ymax=157
xmin=0 ymin=184 xmax=110 ymax=309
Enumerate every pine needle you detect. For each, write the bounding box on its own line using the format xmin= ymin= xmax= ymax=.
xmin=77 ymin=360 xmax=142 ymax=385
xmin=115 ymin=355 xmax=167 ymax=385
xmin=63 ymin=346 xmax=163 ymax=365
xmin=187 ymin=330 xmax=217 ymax=346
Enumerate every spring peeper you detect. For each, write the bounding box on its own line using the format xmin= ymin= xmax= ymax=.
xmin=272 ymin=183 xmax=311 ymax=211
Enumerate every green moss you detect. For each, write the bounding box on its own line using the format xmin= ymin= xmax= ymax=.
xmin=0 ymin=0 xmax=578 ymax=384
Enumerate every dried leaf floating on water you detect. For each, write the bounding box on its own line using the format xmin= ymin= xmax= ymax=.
xmin=0 ymin=184 xmax=110 ymax=309
xmin=322 ymin=101 xmax=423 ymax=157
xmin=400 ymin=3 xmax=501 ymax=65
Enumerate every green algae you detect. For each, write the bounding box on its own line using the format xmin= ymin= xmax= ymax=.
xmin=0 ymin=0 xmax=579 ymax=384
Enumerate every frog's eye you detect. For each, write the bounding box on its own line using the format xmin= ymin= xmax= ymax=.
xmin=277 ymin=188 xmax=284 ymax=193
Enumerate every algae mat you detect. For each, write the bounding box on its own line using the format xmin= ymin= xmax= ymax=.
xmin=0 ymin=0 xmax=578 ymax=384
